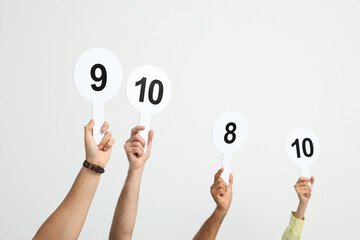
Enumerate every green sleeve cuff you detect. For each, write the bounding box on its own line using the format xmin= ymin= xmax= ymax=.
xmin=288 ymin=211 xmax=305 ymax=235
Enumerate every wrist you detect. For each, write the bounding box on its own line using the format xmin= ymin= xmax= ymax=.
xmin=83 ymin=160 xmax=105 ymax=174
xmin=87 ymin=157 xmax=106 ymax=168
xmin=82 ymin=165 xmax=101 ymax=176
xmin=128 ymin=166 xmax=144 ymax=175
xmin=128 ymin=162 xmax=146 ymax=171
xmin=299 ymin=200 xmax=309 ymax=206
xmin=214 ymin=207 xmax=228 ymax=218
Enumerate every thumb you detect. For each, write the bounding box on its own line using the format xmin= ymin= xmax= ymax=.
xmin=85 ymin=119 xmax=95 ymax=138
xmin=310 ymin=176 xmax=314 ymax=189
xmin=145 ymin=130 xmax=154 ymax=157
xmin=227 ymin=173 xmax=234 ymax=190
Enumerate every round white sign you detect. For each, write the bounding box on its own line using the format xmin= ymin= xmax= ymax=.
xmin=74 ymin=48 xmax=122 ymax=103
xmin=126 ymin=65 xmax=171 ymax=115
xmin=285 ymin=128 xmax=320 ymax=167
xmin=212 ymin=111 xmax=248 ymax=153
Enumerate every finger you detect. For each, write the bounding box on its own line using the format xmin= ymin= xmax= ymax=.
xmin=145 ymin=130 xmax=154 ymax=156
xmin=212 ymin=184 xmax=226 ymax=194
xmin=297 ymin=177 xmax=309 ymax=183
xmin=84 ymin=119 xmax=95 ymax=138
xmin=129 ymin=134 xmax=146 ymax=148
xmin=300 ymin=185 xmax=311 ymax=190
xmin=213 ymin=181 xmax=227 ymax=190
xmin=215 ymin=176 xmax=227 ymax=185
xmin=101 ymin=121 xmax=110 ymax=133
xmin=128 ymin=141 xmax=144 ymax=152
xmin=297 ymin=186 xmax=310 ymax=192
xmin=211 ymin=187 xmax=226 ymax=195
xmin=310 ymin=176 xmax=315 ymax=189
xmin=130 ymin=147 xmax=143 ymax=156
xmin=299 ymin=182 xmax=308 ymax=188
xmin=103 ymin=138 xmax=115 ymax=151
xmin=131 ymin=126 xmax=146 ymax=137
xmin=214 ymin=168 xmax=224 ymax=182
xmin=305 ymin=184 xmax=312 ymax=192
xmin=126 ymin=146 xmax=142 ymax=156
xmin=303 ymin=190 xmax=311 ymax=197
xmin=228 ymin=174 xmax=234 ymax=189
xmin=99 ymin=131 xmax=112 ymax=150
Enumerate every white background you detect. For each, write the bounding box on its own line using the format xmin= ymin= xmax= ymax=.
xmin=1 ymin=0 xmax=359 ymax=239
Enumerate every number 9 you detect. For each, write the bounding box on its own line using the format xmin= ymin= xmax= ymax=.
xmin=91 ymin=64 xmax=107 ymax=91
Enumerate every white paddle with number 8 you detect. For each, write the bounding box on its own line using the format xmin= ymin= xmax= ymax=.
xmin=212 ymin=111 xmax=248 ymax=185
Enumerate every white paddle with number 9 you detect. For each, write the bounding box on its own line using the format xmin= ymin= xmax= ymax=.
xmin=212 ymin=111 xmax=248 ymax=185
xmin=74 ymin=48 xmax=122 ymax=144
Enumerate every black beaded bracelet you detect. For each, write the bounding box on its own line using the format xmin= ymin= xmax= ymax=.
xmin=83 ymin=160 xmax=105 ymax=174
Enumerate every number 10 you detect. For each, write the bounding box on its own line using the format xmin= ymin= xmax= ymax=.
xmin=291 ymin=138 xmax=314 ymax=158
xmin=135 ymin=77 xmax=164 ymax=105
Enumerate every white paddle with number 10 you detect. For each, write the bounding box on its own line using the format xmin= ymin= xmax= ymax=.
xmin=285 ymin=128 xmax=320 ymax=186
xmin=74 ymin=48 xmax=122 ymax=144
xmin=212 ymin=111 xmax=248 ymax=185
xmin=126 ymin=65 xmax=171 ymax=152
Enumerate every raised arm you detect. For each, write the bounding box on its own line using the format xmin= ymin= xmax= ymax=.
xmin=33 ymin=119 xmax=115 ymax=240
xmin=281 ymin=176 xmax=314 ymax=240
xmin=109 ymin=126 xmax=154 ymax=240
xmin=193 ymin=168 xmax=233 ymax=240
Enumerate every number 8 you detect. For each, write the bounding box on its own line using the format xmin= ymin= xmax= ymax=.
xmin=224 ymin=122 xmax=236 ymax=144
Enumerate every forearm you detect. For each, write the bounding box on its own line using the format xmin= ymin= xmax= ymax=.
xmin=294 ymin=201 xmax=308 ymax=220
xmin=34 ymin=167 xmax=101 ymax=240
xmin=193 ymin=208 xmax=227 ymax=240
xmin=109 ymin=167 xmax=144 ymax=240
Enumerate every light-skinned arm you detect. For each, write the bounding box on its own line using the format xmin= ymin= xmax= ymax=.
xmin=109 ymin=126 xmax=154 ymax=240
xmin=193 ymin=168 xmax=233 ymax=240
xmin=281 ymin=176 xmax=315 ymax=240
xmin=294 ymin=177 xmax=314 ymax=220
xmin=33 ymin=119 xmax=115 ymax=240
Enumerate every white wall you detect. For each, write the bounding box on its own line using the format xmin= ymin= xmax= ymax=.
xmin=1 ymin=0 xmax=360 ymax=239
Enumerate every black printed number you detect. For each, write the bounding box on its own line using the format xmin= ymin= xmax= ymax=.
xmin=291 ymin=138 xmax=314 ymax=158
xmin=135 ymin=77 xmax=164 ymax=105
xmin=224 ymin=122 xmax=237 ymax=144
xmin=90 ymin=64 xmax=107 ymax=91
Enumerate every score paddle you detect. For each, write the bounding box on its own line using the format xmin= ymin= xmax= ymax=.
xmin=212 ymin=111 xmax=248 ymax=185
xmin=126 ymin=65 xmax=171 ymax=152
xmin=74 ymin=48 xmax=122 ymax=144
